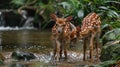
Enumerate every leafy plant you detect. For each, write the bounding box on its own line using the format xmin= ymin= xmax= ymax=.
xmin=11 ymin=0 xmax=120 ymax=29
xmin=58 ymin=0 xmax=120 ymax=27
xmin=11 ymin=0 xmax=26 ymax=8
xmin=94 ymin=60 xmax=116 ymax=67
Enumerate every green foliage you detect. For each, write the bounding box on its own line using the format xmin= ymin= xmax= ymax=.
xmin=11 ymin=0 xmax=57 ymax=29
xmin=10 ymin=0 xmax=120 ymax=29
xmin=102 ymin=28 xmax=120 ymax=40
xmin=94 ymin=60 xmax=116 ymax=67
xmin=102 ymin=28 xmax=120 ymax=45
xmin=0 ymin=59 xmax=3 ymax=65
xmin=101 ymin=28 xmax=120 ymax=64
xmin=0 ymin=53 xmax=4 ymax=65
xmin=109 ymin=21 xmax=120 ymax=28
xmin=11 ymin=0 xmax=26 ymax=7
xmin=58 ymin=0 xmax=120 ymax=27
xmin=101 ymin=44 xmax=120 ymax=61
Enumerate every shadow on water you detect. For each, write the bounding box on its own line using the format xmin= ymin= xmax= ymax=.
xmin=0 ymin=30 xmax=94 ymax=67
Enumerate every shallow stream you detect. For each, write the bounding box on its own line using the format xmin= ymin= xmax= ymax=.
xmin=0 ymin=30 xmax=96 ymax=67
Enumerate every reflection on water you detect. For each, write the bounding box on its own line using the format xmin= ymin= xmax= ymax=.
xmin=0 ymin=30 xmax=85 ymax=67
xmin=1 ymin=30 xmax=52 ymax=51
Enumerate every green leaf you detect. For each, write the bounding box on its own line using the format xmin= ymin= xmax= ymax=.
xmin=58 ymin=2 xmax=71 ymax=10
xmin=105 ymin=1 xmax=120 ymax=5
xmin=11 ymin=0 xmax=25 ymax=6
xmin=107 ymin=10 xmax=119 ymax=18
xmin=99 ymin=6 xmax=109 ymax=10
xmin=95 ymin=60 xmax=116 ymax=67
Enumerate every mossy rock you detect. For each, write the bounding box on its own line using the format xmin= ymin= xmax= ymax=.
xmin=102 ymin=28 xmax=120 ymax=45
xmin=100 ymin=44 xmax=120 ymax=62
xmin=11 ymin=50 xmax=36 ymax=61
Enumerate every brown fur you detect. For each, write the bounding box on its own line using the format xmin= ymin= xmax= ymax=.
xmin=51 ymin=14 xmax=77 ymax=61
xmin=79 ymin=12 xmax=101 ymax=62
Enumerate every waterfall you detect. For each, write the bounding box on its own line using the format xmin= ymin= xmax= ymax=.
xmin=22 ymin=17 xmax=34 ymax=28
xmin=20 ymin=10 xmax=35 ymax=29
xmin=0 ymin=9 xmax=42 ymax=30
xmin=0 ymin=11 xmax=35 ymax=30
xmin=0 ymin=11 xmax=5 ymax=26
xmin=0 ymin=33 xmax=2 ymax=51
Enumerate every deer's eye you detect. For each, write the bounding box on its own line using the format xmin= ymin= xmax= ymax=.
xmin=55 ymin=24 xmax=58 ymax=26
xmin=62 ymin=25 xmax=65 ymax=27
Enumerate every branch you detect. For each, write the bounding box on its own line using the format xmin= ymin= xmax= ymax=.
xmin=112 ymin=40 xmax=120 ymax=44
xmin=26 ymin=0 xmax=38 ymax=6
xmin=17 ymin=0 xmax=38 ymax=14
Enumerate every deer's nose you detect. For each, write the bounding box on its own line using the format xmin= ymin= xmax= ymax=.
xmin=58 ymin=31 xmax=61 ymax=33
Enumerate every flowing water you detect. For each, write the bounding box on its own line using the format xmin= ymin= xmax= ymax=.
xmin=0 ymin=29 xmax=96 ymax=67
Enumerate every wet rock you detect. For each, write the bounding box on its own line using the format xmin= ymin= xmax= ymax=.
xmin=0 ymin=53 xmax=4 ymax=64
xmin=102 ymin=28 xmax=120 ymax=45
xmin=11 ymin=50 xmax=36 ymax=61
xmin=100 ymin=43 xmax=120 ymax=62
xmin=2 ymin=11 xmax=22 ymax=27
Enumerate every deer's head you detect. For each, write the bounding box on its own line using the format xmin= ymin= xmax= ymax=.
xmin=50 ymin=14 xmax=72 ymax=34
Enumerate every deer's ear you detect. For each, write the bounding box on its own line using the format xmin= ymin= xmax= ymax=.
xmin=76 ymin=26 xmax=81 ymax=32
xmin=66 ymin=16 xmax=73 ymax=22
xmin=50 ymin=14 xmax=57 ymax=21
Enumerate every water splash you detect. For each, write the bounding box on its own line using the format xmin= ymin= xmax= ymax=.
xmin=0 ymin=26 xmax=35 ymax=30
xmin=33 ymin=51 xmax=84 ymax=63
xmin=23 ymin=17 xmax=34 ymax=27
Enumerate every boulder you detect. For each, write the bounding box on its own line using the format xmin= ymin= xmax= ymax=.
xmin=3 ymin=11 xmax=22 ymax=27
xmin=11 ymin=50 xmax=36 ymax=61
xmin=102 ymin=28 xmax=120 ymax=45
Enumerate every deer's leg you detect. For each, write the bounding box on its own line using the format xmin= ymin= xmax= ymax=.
xmin=64 ymin=41 xmax=69 ymax=60
xmin=52 ymin=40 xmax=57 ymax=59
xmin=90 ymin=33 xmax=96 ymax=62
xmin=83 ymin=39 xmax=87 ymax=61
xmin=60 ymin=44 xmax=63 ymax=59
xmin=64 ymin=47 xmax=67 ymax=59
xmin=56 ymin=40 xmax=61 ymax=61
xmin=53 ymin=46 xmax=57 ymax=58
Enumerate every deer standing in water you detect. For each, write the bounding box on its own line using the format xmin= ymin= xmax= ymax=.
xmin=50 ymin=14 xmax=77 ymax=61
xmin=79 ymin=13 xmax=101 ymax=62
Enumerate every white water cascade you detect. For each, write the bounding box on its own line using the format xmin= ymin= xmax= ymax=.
xmin=0 ymin=11 xmax=35 ymax=31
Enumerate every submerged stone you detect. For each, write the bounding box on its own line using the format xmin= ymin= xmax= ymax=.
xmin=11 ymin=50 xmax=36 ymax=61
